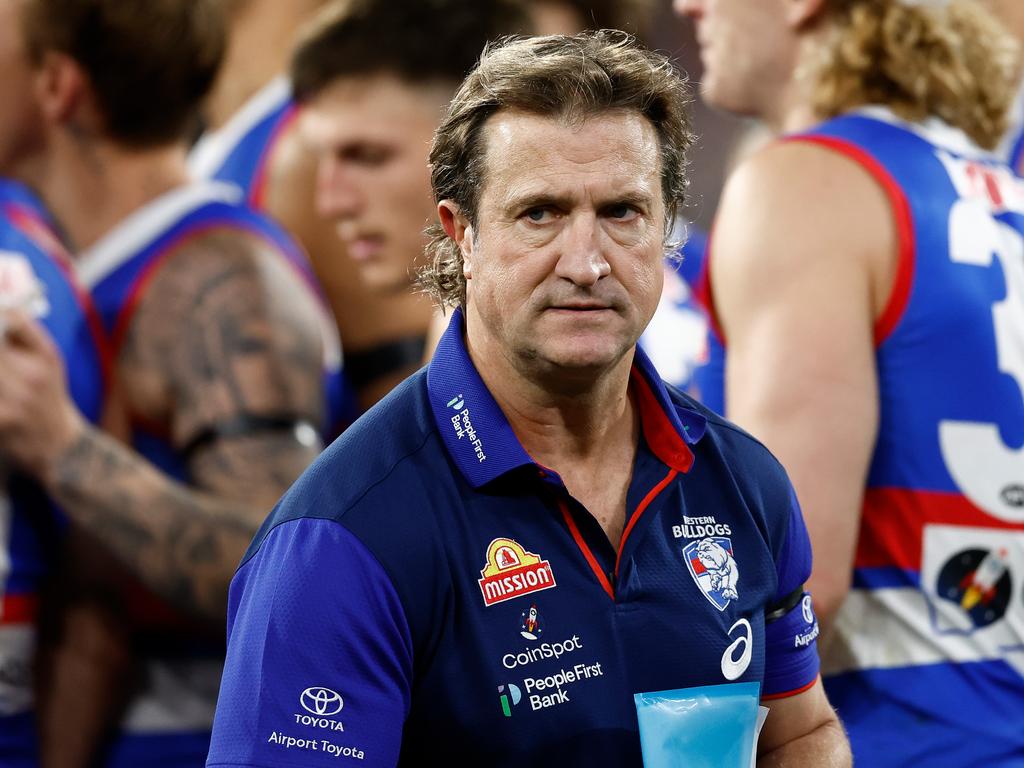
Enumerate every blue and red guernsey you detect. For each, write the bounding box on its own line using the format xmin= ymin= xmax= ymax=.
xmin=75 ymin=181 xmax=341 ymax=768
xmin=206 ymin=309 xmax=821 ymax=768
xmin=189 ymin=78 xmax=357 ymax=433
xmin=188 ymin=77 xmax=297 ymax=211
xmin=0 ymin=180 xmax=107 ymax=766
xmin=752 ymin=108 xmax=1024 ymax=766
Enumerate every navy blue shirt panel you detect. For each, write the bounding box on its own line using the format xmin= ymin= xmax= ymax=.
xmin=209 ymin=311 xmax=819 ymax=767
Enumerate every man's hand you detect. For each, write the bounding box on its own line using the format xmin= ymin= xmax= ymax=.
xmin=0 ymin=309 xmax=86 ymax=483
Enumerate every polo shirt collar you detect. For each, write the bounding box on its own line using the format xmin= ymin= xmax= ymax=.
xmin=427 ymin=308 xmax=705 ymax=489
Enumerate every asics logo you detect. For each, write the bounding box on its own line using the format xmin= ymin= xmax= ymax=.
xmin=721 ymin=618 xmax=752 ymax=681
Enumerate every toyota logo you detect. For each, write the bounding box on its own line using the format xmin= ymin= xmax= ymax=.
xmin=300 ymin=686 xmax=344 ymax=716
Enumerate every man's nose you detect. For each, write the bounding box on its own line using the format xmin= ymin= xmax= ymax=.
xmin=554 ymin=214 xmax=611 ymax=287
xmin=315 ymin=159 xmax=362 ymax=221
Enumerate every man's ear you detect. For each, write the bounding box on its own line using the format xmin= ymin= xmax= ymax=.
xmin=785 ymin=0 xmax=826 ymax=28
xmin=438 ymin=200 xmax=476 ymax=279
xmin=32 ymin=51 xmax=93 ymax=131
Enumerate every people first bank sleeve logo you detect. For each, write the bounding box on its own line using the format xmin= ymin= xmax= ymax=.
xmin=478 ymin=538 xmax=556 ymax=607
xmin=684 ymin=537 xmax=740 ymax=611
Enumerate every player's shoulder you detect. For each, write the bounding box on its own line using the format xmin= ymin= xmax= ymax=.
xmin=242 ymin=369 xmax=447 ymax=563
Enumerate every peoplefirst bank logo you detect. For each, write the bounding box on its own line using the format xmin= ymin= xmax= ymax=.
xmin=478 ymin=538 xmax=557 ymax=607
xmin=448 ymin=394 xmax=486 ymax=463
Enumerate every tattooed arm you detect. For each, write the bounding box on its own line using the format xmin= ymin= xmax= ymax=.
xmin=0 ymin=229 xmax=324 ymax=622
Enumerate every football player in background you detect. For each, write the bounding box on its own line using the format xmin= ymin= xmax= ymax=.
xmin=676 ymin=0 xmax=1024 ymax=763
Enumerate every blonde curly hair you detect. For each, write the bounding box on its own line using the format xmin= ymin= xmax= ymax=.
xmin=812 ymin=0 xmax=1021 ymax=149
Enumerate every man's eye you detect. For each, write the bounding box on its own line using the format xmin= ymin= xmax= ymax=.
xmin=525 ymin=208 xmax=550 ymax=222
xmin=606 ymin=204 xmax=637 ymax=220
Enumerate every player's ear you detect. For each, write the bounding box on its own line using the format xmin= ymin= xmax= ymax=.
xmin=784 ymin=0 xmax=826 ymax=28
xmin=438 ymin=200 xmax=476 ymax=279
xmin=33 ymin=51 xmax=96 ymax=132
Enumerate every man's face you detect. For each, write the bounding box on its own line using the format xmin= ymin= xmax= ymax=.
xmin=0 ymin=0 xmax=43 ymax=177
xmin=459 ymin=110 xmax=666 ymax=379
xmin=673 ymin=0 xmax=794 ymax=117
xmin=300 ymin=73 xmax=448 ymax=293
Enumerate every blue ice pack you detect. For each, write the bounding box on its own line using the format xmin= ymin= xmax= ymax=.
xmin=634 ymin=682 xmax=761 ymax=768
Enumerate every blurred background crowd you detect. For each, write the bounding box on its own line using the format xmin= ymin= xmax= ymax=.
xmin=0 ymin=0 xmax=1022 ymax=765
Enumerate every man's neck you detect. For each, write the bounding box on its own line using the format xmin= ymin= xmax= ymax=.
xmin=763 ymin=32 xmax=829 ymax=136
xmin=203 ymin=0 xmax=317 ymax=129
xmin=27 ymin=136 xmax=190 ymax=252
xmin=465 ymin=324 xmax=638 ymax=473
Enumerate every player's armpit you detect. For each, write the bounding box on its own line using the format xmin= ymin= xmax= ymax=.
xmin=711 ymin=141 xmax=891 ymax=633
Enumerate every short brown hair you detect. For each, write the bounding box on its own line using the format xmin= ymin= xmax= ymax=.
xmin=812 ymin=0 xmax=1020 ymax=149
xmin=21 ymin=0 xmax=226 ymax=148
xmin=291 ymin=0 xmax=532 ymax=104
xmin=419 ymin=30 xmax=693 ymax=309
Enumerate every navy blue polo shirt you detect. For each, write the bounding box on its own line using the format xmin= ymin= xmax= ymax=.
xmin=206 ymin=309 xmax=820 ymax=768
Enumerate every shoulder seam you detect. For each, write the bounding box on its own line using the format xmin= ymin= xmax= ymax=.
xmin=240 ymin=427 xmax=439 ymax=568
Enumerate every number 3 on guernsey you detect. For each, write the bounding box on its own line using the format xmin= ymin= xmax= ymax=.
xmin=939 ymin=198 xmax=1024 ymax=523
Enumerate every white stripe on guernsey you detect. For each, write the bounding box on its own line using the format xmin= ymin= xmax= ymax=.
xmin=76 ymin=181 xmax=243 ymax=290
xmin=822 ymin=586 xmax=1024 ymax=678
xmin=120 ymin=659 xmax=222 ymax=733
xmin=187 ymin=76 xmax=292 ymax=180
xmin=0 ymin=625 xmax=35 ymax=716
xmin=854 ymin=104 xmax=997 ymax=161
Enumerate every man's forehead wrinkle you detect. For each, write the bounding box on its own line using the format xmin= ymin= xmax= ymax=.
xmin=482 ymin=113 xmax=662 ymax=212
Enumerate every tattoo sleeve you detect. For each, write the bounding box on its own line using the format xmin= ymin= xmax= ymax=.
xmin=49 ymin=230 xmax=325 ymax=622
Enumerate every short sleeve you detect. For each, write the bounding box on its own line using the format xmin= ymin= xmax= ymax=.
xmin=206 ymin=517 xmax=413 ymax=767
xmin=762 ymin=485 xmax=821 ymax=698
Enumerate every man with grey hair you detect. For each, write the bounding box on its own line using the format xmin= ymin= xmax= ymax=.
xmin=206 ymin=31 xmax=849 ymax=767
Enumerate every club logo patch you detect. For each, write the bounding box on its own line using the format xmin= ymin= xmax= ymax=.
xmin=478 ymin=538 xmax=556 ymax=607
xmin=936 ymin=547 xmax=1012 ymax=628
xmin=684 ymin=537 xmax=740 ymax=611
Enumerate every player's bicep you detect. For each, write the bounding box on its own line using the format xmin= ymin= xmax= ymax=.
xmin=208 ymin=517 xmax=412 ymax=768
xmin=132 ymin=232 xmax=325 ymax=502
xmin=712 ymin=144 xmax=884 ymax=618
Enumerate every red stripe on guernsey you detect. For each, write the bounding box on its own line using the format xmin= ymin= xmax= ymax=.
xmin=0 ymin=594 xmax=38 ymax=625
xmin=629 ymin=367 xmax=694 ymax=473
xmin=761 ymin=675 xmax=819 ymax=701
xmin=249 ymin=105 xmax=300 ymax=211
xmin=695 ymin=224 xmax=725 ymax=345
xmin=558 ymin=499 xmax=614 ymax=601
xmin=784 ymin=135 xmax=916 ymax=346
xmin=855 ymin=488 xmax=1024 ymax=571
xmin=6 ymin=203 xmax=115 ymax=388
xmin=51 ymin=251 xmax=115 ymax=389
xmin=615 ymin=468 xmax=677 ymax=578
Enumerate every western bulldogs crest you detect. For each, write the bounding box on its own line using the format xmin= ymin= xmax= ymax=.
xmin=684 ymin=537 xmax=740 ymax=611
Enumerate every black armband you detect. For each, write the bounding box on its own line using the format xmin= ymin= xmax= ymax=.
xmin=764 ymin=585 xmax=805 ymax=623
xmin=344 ymin=335 xmax=427 ymax=388
xmin=180 ymin=414 xmax=320 ymax=460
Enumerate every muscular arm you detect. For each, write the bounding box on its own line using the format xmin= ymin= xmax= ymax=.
xmin=712 ymin=142 xmax=894 ymax=633
xmin=757 ymin=680 xmax=850 ymax=766
xmin=266 ymin=124 xmax=433 ymax=407
xmin=0 ymin=230 xmax=324 ymax=622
